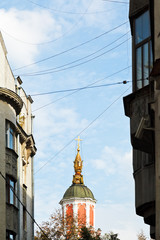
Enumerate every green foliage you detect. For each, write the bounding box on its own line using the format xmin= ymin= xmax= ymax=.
xmin=79 ymin=226 xmax=93 ymax=240
xmin=79 ymin=226 xmax=101 ymax=240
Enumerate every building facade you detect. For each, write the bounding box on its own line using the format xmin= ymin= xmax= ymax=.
xmin=0 ymin=33 xmax=36 ymax=240
xmin=123 ymin=0 xmax=160 ymax=239
xmin=60 ymin=137 xmax=96 ymax=229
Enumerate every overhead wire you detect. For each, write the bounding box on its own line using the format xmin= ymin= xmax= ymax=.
xmin=25 ymin=0 xmax=120 ymax=14
xmin=17 ymin=37 xmax=131 ymax=76
xmin=17 ymin=31 xmax=129 ymax=76
xmin=13 ymin=21 xmax=128 ymax=71
xmin=31 ymin=80 xmax=130 ymax=97
xmin=0 ymin=0 xmax=93 ymax=46
xmin=103 ymin=0 xmax=129 ymax=3
xmin=0 ymin=171 xmax=49 ymax=240
xmin=34 ymin=86 xmax=131 ymax=174
xmin=32 ymin=66 xmax=131 ymax=112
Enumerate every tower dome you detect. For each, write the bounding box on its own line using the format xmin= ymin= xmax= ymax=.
xmin=60 ymin=136 xmax=96 ymax=228
xmin=62 ymin=184 xmax=95 ymax=201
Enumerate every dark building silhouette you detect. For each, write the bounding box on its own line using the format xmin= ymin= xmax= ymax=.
xmin=123 ymin=0 xmax=160 ymax=239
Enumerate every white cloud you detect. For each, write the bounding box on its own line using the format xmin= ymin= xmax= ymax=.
xmin=96 ymin=203 xmax=150 ymax=240
xmin=0 ymin=8 xmax=61 ymax=65
xmin=92 ymin=146 xmax=132 ymax=177
xmin=33 ymin=103 xmax=89 ymax=171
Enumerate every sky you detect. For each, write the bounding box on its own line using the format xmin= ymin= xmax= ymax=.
xmin=0 ymin=0 xmax=151 ymax=239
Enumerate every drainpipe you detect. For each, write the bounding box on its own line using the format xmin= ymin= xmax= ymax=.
xmin=16 ymin=84 xmax=21 ymax=240
xmin=31 ymin=115 xmax=35 ymax=240
xmin=155 ymin=92 xmax=160 ymax=240
xmin=31 ymin=156 xmax=34 ymax=240
xmin=17 ymin=134 xmax=21 ymax=240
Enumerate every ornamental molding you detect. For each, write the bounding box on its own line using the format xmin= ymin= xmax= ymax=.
xmin=0 ymin=87 xmax=23 ymax=115
xmin=59 ymin=197 xmax=96 ymax=205
xmin=16 ymin=122 xmax=37 ymax=157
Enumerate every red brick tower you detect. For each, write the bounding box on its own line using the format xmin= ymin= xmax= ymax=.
xmin=60 ymin=137 xmax=96 ymax=228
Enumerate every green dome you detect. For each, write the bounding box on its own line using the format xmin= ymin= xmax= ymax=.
xmin=62 ymin=184 xmax=95 ymax=200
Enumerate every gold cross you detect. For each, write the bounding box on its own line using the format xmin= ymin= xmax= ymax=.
xmin=75 ymin=136 xmax=82 ymax=151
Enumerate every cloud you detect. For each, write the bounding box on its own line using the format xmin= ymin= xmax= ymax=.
xmin=96 ymin=203 xmax=150 ymax=240
xmin=33 ymin=103 xmax=89 ymax=171
xmin=92 ymin=146 xmax=132 ymax=177
xmin=0 ymin=8 xmax=61 ymax=66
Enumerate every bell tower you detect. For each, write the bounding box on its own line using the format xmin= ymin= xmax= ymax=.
xmin=60 ymin=137 xmax=96 ymax=227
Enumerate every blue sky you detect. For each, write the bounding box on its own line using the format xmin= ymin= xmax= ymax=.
xmin=0 ymin=0 xmax=150 ymax=239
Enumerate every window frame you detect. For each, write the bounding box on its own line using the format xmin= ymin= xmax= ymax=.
xmin=6 ymin=230 xmax=16 ymax=240
xmin=133 ymin=10 xmax=153 ymax=91
xmin=6 ymin=175 xmax=16 ymax=206
xmin=6 ymin=121 xmax=16 ymax=151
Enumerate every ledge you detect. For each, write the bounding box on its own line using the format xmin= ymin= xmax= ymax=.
xmin=0 ymin=87 xmax=23 ymax=115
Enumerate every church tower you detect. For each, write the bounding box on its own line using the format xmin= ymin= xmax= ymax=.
xmin=60 ymin=137 xmax=96 ymax=227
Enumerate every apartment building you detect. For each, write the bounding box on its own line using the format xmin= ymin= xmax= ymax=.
xmin=123 ymin=0 xmax=160 ymax=238
xmin=0 ymin=33 xmax=36 ymax=240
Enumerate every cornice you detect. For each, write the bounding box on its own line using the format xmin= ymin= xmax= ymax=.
xmin=16 ymin=122 xmax=37 ymax=157
xmin=59 ymin=197 xmax=96 ymax=205
xmin=0 ymin=87 xmax=23 ymax=115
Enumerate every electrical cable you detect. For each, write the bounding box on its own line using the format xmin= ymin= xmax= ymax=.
xmin=34 ymin=86 xmax=131 ymax=174
xmin=32 ymin=66 xmax=131 ymax=112
xmin=103 ymin=0 xmax=129 ymax=3
xmin=0 ymin=0 xmax=93 ymax=46
xmin=25 ymin=0 xmax=120 ymax=14
xmin=17 ymin=31 xmax=129 ymax=76
xmin=31 ymin=80 xmax=130 ymax=97
xmin=0 ymin=171 xmax=49 ymax=240
xmin=17 ymin=37 xmax=131 ymax=77
xmin=13 ymin=21 xmax=128 ymax=71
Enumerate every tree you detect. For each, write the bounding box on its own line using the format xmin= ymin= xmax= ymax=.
xmin=101 ymin=232 xmax=120 ymax=240
xmin=79 ymin=226 xmax=101 ymax=240
xmin=79 ymin=226 xmax=93 ymax=240
xmin=34 ymin=208 xmax=117 ymax=240
xmin=34 ymin=209 xmax=79 ymax=240
xmin=137 ymin=230 xmax=150 ymax=240
xmin=34 ymin=209 xmax=102 ymax=240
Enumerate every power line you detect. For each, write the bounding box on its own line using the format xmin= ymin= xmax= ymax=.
xmin=26 ymin=0 xmax=120 ymax=14
xmin=34 ymin=86 xmax=131 ymax=174
xmin=31 ymin=80 xmax=130 ymax=97
xmin=17 ymin=31 xmax=129 ymax=76
xmin=1 ymin=0 xmax=93 ymax=46
xmin=13 ymin=21 xmax=128 ymax=71
xmin=0 ymin=171 xmax=49 ymax=240
xmin=17 ymin=37 xmax=131 ymax=77
xmin=103 ymin=0 xmax=129 ymax=4
xmin=32 ymin=66 xmax=131 ymax=112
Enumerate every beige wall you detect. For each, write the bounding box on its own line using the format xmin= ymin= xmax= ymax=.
xmin=0 ymin=32 xmax=36 ymax=240
xmin=0 ymin=101 xmax=16 ymax=239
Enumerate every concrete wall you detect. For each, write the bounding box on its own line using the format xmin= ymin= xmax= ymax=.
xmin=154 ymin=0 xmax=160 ymax=60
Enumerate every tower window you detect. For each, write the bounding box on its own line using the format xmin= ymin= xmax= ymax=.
xmin=134 ymin=10 xmax=153 ymax=90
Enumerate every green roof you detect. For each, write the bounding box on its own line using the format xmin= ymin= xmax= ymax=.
xmin=62 ymin=184 xmax=95 ymax=200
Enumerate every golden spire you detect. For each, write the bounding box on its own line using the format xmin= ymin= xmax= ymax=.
xmin=72 ymin=136 xmax=84 ymax=185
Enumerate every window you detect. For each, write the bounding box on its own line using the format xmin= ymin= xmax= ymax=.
xmin=134 ymin=10 xmax=153 ymax=90
xmin=6 ymin=176 xmax=16 ymax=205
xmin=23 ymin=207 xmax=27 ymax=230
xmin=6 ymin=231 xmax=16 ymax=240
xmin=6 ymin=122 xmax=16 ymax=150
